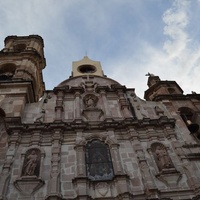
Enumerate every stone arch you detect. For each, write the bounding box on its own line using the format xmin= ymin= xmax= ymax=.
xmin=167 ymin=87 xmax=176 ymax=94
xmin=0 ymin=108 xmax=6 ymax=118
xmin=84 ymin=132 xmax=118 ymax=147
xmin=0 ymin=63 xmax=16 ymax=80
xmin=13 ymin=43 xmax=27 ymax=52
xmin=178 ymin=107 xmax=199 ymax=134
xmin=178 ymin=107 xmax=195 ymax=121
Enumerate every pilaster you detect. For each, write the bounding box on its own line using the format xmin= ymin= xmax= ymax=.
xmin=46 ymin=129 xmax=63 ymax=199
xmin=0 ymin=129 xmax=21 ymax=199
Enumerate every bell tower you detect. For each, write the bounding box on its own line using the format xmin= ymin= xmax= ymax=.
xmin=144 ymin=74 xmax=183 ymax=101
xmin=0 ymin=35 xmax=46 ymax=117
xmin=71 ymin=56 xmax=105 ymax=77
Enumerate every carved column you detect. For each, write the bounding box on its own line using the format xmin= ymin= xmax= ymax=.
xmin=133 ymin=142 xmax=157 ymax=198
xmin=73 ymin=133 xmax=88 ymax=200
xmin=182 ymin=160 xmax=200 ymax=192
xmin=75 ymin=144 xmax=86 ymax=177
xmin=110 ymin=143 xmax=123 ymax=175
xmin=164 ymin=125 xmax=177 ymax=140
xmin=117 ymin=89 xmax=132 ymax=119
xmin=0 ymin=129 xmax=21 ymax=199
xmin=99 ymin=89 xmax=112 ymax=120
xmin=30 ymin=130 xmax=42 ymax=146
xmin=173 ymin=142 xmax=200 ymax=192
xmin=46 ymin=129 xmax=62 ymax=200
xmin=74 ymin=90 xmax=82 ymax=121
xmin=55 ymin=90 xmax=64 ymax=122
xmin=138 ymin=152 xmax=157 ymax=194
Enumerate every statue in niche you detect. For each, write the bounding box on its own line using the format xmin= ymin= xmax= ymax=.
xmin=22 ymin=149 xmax=40 ymax=176
xmin=86 ymin=96 xmax=95 ymax=107
xmin=155 ymin=145 xmax=173 ymax=170
xmin=83 ymin=94 xmax=98 ymax=108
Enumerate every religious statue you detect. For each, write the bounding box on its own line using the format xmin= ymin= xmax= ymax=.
xmin=86 ymin=96 xmax=95 ymax=107
xmin=83 ymin=94 xmax=98 ymax=108
xmin=145 ymin=72 xmax=155 ymax=77
xmin=23 ymin=150 xmax=38 ymax=176
xmin=155 ymin=146 xmax=173 ymax=170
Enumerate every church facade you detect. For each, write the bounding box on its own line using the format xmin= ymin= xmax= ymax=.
xmin=0 ymin=35 xmax=200 ymax=200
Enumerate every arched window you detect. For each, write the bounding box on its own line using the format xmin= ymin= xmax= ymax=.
xmin=179 ymin=107 xmax=199 ymax=133
xmin=13 ymin=43 xmax=26 ymax=52
xmin=0 ymin=63 xmax=16 ymax=80
xmin=167 ymin=87 xmax=175 ymax=94
xmin=85 ymin=139 xmax=114 ymax=181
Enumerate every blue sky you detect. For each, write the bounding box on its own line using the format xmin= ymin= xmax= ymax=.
xmin=0 ymin=0 xmax=200 ymax=98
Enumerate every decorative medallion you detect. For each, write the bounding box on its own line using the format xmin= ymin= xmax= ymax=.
xmin=95 ymin=182 xmax=109 ymax=197
xmin=83 ymin=94 xmax=98 ymax=108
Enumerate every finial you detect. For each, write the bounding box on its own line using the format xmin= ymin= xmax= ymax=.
xmin=145 ymin=72 xmax=155 ymax=77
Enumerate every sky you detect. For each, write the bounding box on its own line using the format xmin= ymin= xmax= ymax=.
xmin=0 ymin=0 xmax=200 ymax=99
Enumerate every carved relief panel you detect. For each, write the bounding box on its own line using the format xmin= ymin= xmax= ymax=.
xmin=150 ymin=142 xmax=182 ymax=187
xmin=82 ymin=94 xmax=104 ymax=121
xmin=151 ymin=143 xmax=173 ymax=171
xmin=83 ymin=94 xmax=98 ymax=108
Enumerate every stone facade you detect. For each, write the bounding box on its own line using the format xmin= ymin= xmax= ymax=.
xmin=0 ymin=35 xmax=200 ymax=200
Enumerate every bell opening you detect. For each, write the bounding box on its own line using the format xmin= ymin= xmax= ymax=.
xmin=187 ymin=123 xmax=199 ymax=133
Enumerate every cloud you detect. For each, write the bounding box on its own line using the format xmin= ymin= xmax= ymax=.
xmin=161 ymin=0 xmax=200 ymax=89
xmin=162 ymin=0 xmax=189 ymax=58
xmin=0 ymin=0 xmax=200 ymax=99
xmin=110 ymin=0 xmax=200 ymax=98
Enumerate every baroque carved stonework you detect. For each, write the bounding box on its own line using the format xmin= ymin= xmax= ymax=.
xmin=14 ymin=148 xmax=45 ymax=195
xmin=82 ymin=94 xmax=104 ymax=121
xmin=152 ymin=143 xmax=173 ymax=171
xmin=22 ymin=149 xmax=41 ymax=177
xmin=83 ymin=94 xmax=98 ymax=108
xmin=14 ymin=176 xmax=45 ymax=196
xmin=95 ymin=182 xmax=110 ymax=197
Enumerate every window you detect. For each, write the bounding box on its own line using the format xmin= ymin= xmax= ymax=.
xmin=0 ymin=64 xmax=16 ymax=80
xmin=179 ymin=107 xmax=199 ymax=133
xmin=85 ymin=140 xmax=114 ymax=181
xmin=13 ymin=43 xmax=26 ymax=52
xmin=78 ymin=65 xmax=96 ymax=73
xmin=167 ymin=87 xmax=175 ymax=94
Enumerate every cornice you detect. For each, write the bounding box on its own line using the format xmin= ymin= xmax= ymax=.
xmin=144 ymin=80 xmax=184 ymax=100
xmin=5 ymin=116 xmax=176 ymax=134
xmin=0 ymin=48 xmax=46 ymax=68
xmin=153 ymin=94 xmax=200 ymax=101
